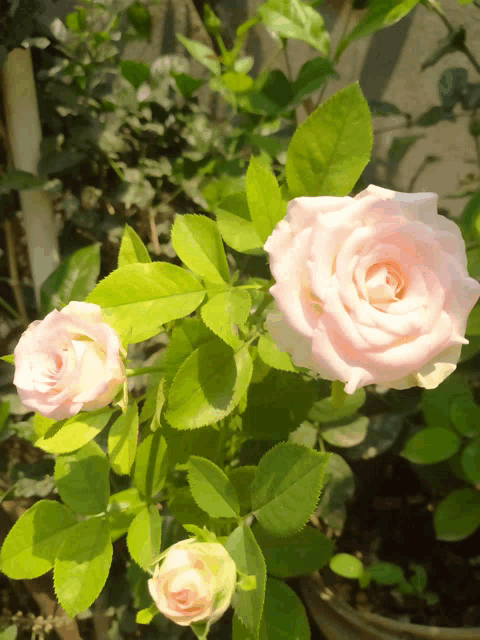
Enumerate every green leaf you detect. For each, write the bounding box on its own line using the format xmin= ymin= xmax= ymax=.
xmin=0 ymin=169 xmax=44 ymax=193
xmin=171 ymin=214 xmax=230 ymax=284
xmin=329 ymin=553 xmax=364 ymax=579
xmin=118 ymin=224 xmax=151 ymax=268
xmin=0 ymin=626 xmax=17 ymax=640
xmin=286 ymin=83 xmax=372 ymax=198
xmin=169 ymin=487 xmax=210 ymax=528
xmin=172 ymin=72 xmax=205 ymax=98
xmin=336 ymin=0 xmax=420 ymax=60
xmin=165 ymin=340 xmax=253 ymax=429
xmin=343 ymin=413 xmax=403 ymax=460
xmin=254 ymin=525 xmax=334 ymax=578
xmin=421 ymin=373 xmax=471 ymax=429
xmin=134 ymin=430 xmax=168 ymax=499
xmin=0 ymin=500 xmax=77 ymax=579
xmin=308 ymin=388 xmax=366 ymax=423
xmin=40 ymin=243 xmax=101 ymax=315
xmin=234 ymin=577 xmax=310 ymax=640
xmin=466 ymin=305 xmax=480 ymax=336
xmin=434 ymin=488 xmax=480 ymax=541
xmin=127 ymin=506 xmax=162 ymax=569
xmin=258 ymin=0 xmax=329 ymax=54
xmin=187 ymin=456 xmax=240 ymax=518
xmin=108 ymin=402 xmax=139 ymax=475
xmin=107 ymin=488 xmax=144 ymax=542
xmin=87 ymin=262 xmax=205 ymax=344
xmin=55 ymin=440 xmax=110 ymax=515
xmin=316 ymin=452 xmax=355 ymax=535
xmin=221 ymin=71 xmax=254 ymax=93
xmin=320 ymin=415 xmax=368 ymax=448
xmin=54 ymin=518 xmax=112 ymax=617
xmin=450 ymin=395 xmax=480 ymax=437
xmin=460 ymin=190 xmax=480 ymax=243
xmin=164 ymin=319 xmax=215 ymax=391
xmin=228 ymin=466 xmax=256 ymax=516
xmin=461 ymin=438 xmax=480 ymax=485
xmin=368 ymin=562 xmax=404 ymax=585
xmin=136 ymin=604 xmax=159 ymax=624
xmin=0 ymin=355 xmax=14 ymax=364
xmin=35 ymin=408 xmax=113 ymax=454
xmin=243 ymin=370 xmax=317 ymax=440
xmin=251 ymin=442 xmax=330 ymax=536
xmin=226 ymin=525 xmax=266 ymax=639
xmin=401 ymin=427 xmax=461 ymax=464
xmin=215 ymin=193 xmax=263 ymax=254
xmin=120 ymin=60 xmax=150 ymax=89
xmin=246 ymin=155 xmax=285 ymax=243
xmin=201 ymin=290 xmax=251 ymax=349
xmin=177 ymin=34 xmax=220 ymax=75
xmin=126 ymin=1 xmax=152 ymax=38
xmin=257 ymin=334 xmax=296 ymax=372
xmin=291 ymin=57 xmax=338 ymax=107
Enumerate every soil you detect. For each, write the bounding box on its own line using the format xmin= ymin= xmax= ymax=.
xmin=322 ymin=453 xmax=480 ymax=628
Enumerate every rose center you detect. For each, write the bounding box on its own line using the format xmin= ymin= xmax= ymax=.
xmin=365 ymin=261 xmax=405 ymax=305
xmin=174 ymin=588 xmax=194 ymax=605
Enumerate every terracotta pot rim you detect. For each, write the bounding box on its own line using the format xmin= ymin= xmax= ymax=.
xmin=301 ymin=572 xmax=480 ymax=640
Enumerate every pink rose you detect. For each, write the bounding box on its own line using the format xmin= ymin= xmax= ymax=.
xmin=148 ymin=540 xmax=237 ymax=627
xmin=13 ymin=301 xmax=126 ymax=420
xmin=264 ymin=185 xmax=480 ymax=394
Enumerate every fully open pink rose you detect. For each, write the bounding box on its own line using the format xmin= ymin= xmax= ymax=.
xmin=264 ymin=185 xmax=480 ymax=394
xmin=13 ymin=301 xmax=126 ymax=420
xmin=148 ymin=540 xmax=237 ymax=628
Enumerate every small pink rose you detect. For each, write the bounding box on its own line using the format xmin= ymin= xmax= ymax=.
xmin=148 ymin=540 xmax=237 ymax=628
xmin=264 ymin=185 xmax=480 ymax=393
xmin=13 ymin=301 xmax=126 ymax=420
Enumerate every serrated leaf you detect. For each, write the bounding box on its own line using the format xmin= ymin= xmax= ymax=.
xmin=168 ymin=487 xmax=210 ymax=528
xmin=434 ymin=488 xmax=480 ymax=541
xmin=166 ymin=340 xmax=253 ymax=429
xmin=258 ymin=0 xmax=329 ymax=54
xmin=164 ymin=319 xmax=215 ymax=391
xmin=171 ymin=214 xmax=230 ymax=284
xmin=33 ymin=413 xmax=56 ymax=438
xmin=251 ymin=442 xmax=330 ymax=536
xmin=0 ymin=355 xmax=14 ymax=364
xmin=187 ymin=456 xmax=240 ymax=518
xmin=108 ymin=401 xmax=138 ymax=475
xmin=54 ymin=518 xmax=112 ymax=617
xmin=136 ymin=604 xmax=158 ymax=624
xmin=201 ymin=290 xmax=251 ymax=348
xmin=215 ymin=193 xmax=263 ymax=254
xmin=107 ymin=487 xmax=144 ymax=542
xmin=118 ymin=224 xmax=151 ymax=268
xmin=0 ymin=501 xmax=77 ymax=579
xmin=55 ymin=440 xmax=110 ymax=515
xmin=177 ymin=34 xmax=220 ymax=75
xmin=401 ymin=427 xmax=460 ymax=464
xmin=133 ymin=430 xmax=168 ymax=499
xmin=35 ymin=408 xmax=113 ymax=454
xmin=127 ymin=506 xmax=162 ymax=569
xmin=40 ymin=243 xmax=101 ymax=315
xmin=228 ymin=466 xmax=256 ymax=516
xmin=253 ymin=525 xmax=334 ymax=578
xmin=246 ymin=156 xmax=285 ymax=243
xmin=226 ymin=525 xmax=266 ymax=639
xmin=286 ymin=83 xmax=372 ymax=198
xmin=257 ymin=334 xmax=295 ymax=372
xmin=87 ymin=262 xmax=205 ymax=344
xmin=316 ymin=452 xmax=355 ymax=535
xmin=336 ymin=0 xmax=420 ymax=60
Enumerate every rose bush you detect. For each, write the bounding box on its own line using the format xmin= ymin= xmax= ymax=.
xmin=148 ymin=540 xmax=237 ymax=628
xmin=13 ymin=301 xmax=126 ymax=420
xmin=265 ymin=185 xmax=480 ymax=394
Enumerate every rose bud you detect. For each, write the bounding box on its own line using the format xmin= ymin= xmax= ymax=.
xmin=148 ymin=539 xmax=237 ymax=628
xmin=264 ymin=185 xmax=480 ymax=393
xmin=13 ymin=301 xmax=126 ymax=420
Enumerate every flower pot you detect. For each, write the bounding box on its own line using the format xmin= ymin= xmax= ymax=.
xmin=300 ymin=573 xmax=480 ymax=640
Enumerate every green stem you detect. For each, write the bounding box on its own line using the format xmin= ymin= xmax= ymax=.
xmin=331 ymin=380 xmax=346 ymax=408
xmin=126 ymin=366 xmax=164 ymax=378
xmin=283 ymin=42 xmax=293 ymax=81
